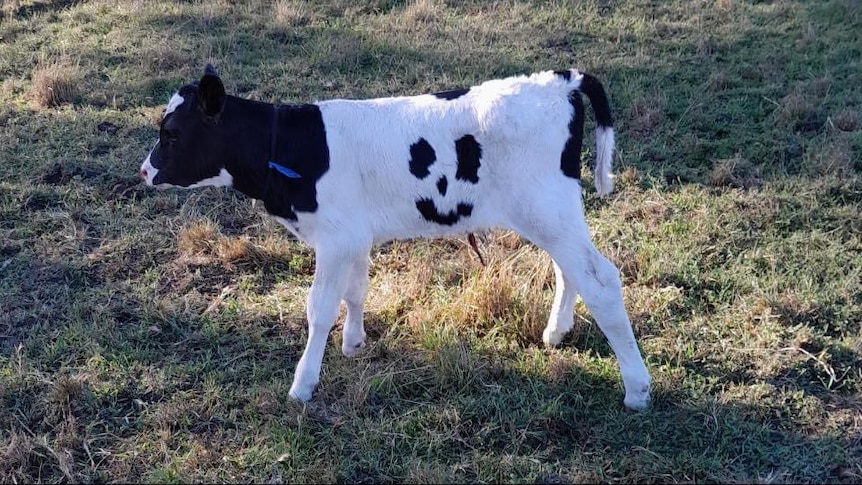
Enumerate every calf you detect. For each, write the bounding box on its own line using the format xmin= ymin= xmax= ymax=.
xmin=140 ymin=65 xmax=652 ymax=410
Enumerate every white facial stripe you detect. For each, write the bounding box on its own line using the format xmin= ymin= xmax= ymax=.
xmin=164 ymin=93 xmax=185 ymax=118
xmin=140 ymin=147 xmax=158 ymax=186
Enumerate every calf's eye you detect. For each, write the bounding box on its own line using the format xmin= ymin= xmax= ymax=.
xmin=163 ymin=130 xmax=180 ymax=142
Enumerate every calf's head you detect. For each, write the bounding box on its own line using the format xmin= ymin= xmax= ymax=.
xmin=140 ymin=65 xmax=233 ymax=189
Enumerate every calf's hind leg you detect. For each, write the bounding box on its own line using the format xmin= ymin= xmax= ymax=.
xmin=515 ymin=203 xmax=651 ymax=410
xmin=551 ymin=238 xmax=651 ymax=410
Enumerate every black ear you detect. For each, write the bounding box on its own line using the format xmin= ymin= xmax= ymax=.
xmin=198 ymin=66 xmax=225 ymax=118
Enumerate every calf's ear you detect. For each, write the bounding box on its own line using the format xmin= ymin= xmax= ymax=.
xmin=198 ymin=65 xmax=225 ymax=118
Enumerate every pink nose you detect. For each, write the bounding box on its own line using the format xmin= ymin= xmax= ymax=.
xmin=140 ymin=168 xmax=148 ymax=179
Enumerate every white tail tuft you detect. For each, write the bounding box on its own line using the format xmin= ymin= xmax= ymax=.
xmin=594 ymin=126 xmax=615 ymax=197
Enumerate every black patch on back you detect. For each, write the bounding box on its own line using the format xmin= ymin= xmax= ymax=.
xmin=409 ymin=138 xmax=436 ymax=179
xmin=415 ymin=198 xmax=473 ymax=226
xmin=433 ymin=88 xmax=469 ymax=100
xmin=455 ymin=135 xmax=482 ymax=184
xmin=560 ymin=92 xmax=584 ymax=179
xmin=436 ymin=176 xmax=448 ymax=196
xmin=554 ymin=70 xmax=572 ymax=81
xmin=262 ymin=104 xmax=330 ymax=221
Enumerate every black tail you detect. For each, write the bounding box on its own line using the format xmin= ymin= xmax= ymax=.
xmin=556 ymin=69 xmax=616 ymax=196
xmin=579 ymin=73 xmax=614 ymax=129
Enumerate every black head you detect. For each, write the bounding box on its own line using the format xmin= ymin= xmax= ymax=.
xmin=140 ymin=64 xmax=233 ymax=188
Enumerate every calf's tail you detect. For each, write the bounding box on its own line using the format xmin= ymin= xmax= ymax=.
xmin=575 ymin=72 xmax=616 ymax=197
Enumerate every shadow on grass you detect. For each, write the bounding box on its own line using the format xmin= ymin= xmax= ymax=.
xmin=1 ymin=228 xmax=857 ymax=482
xmin=305 ymin=334 xmax=855 ymax=483
xmin=4 ymin=0 xmax=80 ymax=20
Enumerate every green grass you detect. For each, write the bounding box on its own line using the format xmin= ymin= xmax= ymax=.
xmin=1 ymin=0 xmax=861 ymax=482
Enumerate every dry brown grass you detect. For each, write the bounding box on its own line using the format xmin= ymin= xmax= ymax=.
xmin=709 ymin=153 xmax=763 ymax=189
xmin=780 ymin=92 xmax=816 ymax=121
xmin=176 ymin=218 xmax=279 ymax=267
xmin=0 ymin=0 xmax=21 ymax=19
xmin=402 ymin=0 xmax=441 ymax=26
xmin=832 ymin=108 xmax=859 ymax=132
xmin=140 ymin=44 xmax=194 ymax=77
xmin=625 ymin=94 xmax=666 ymax=140
xmin=275 ymin=0 xmax=311 ymax=26
xmin=49 ymin=374 xmax=85 ymax=404
xmin=30 ymin=58 xmax=80 ymax=108
xmin=706 ymin=71 xmax=730 ymax=91
xmin=805 ymin=135 xmax=856 ymax=178
xmin=616 ymin=166 xmax=642 ymax=190
xmin=177 ymin=219 xmax=222 ymax=258
xmin=0 ymin=431 xmax=34 ymax=477
xmin=369 ymin=232 xmax=553 ymax=344
xmin=776 ymin=90 xmax=827 ymax=133
xmin=443 ymin=242 xmax=553 ymax=341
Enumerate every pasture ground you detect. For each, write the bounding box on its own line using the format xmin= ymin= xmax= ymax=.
xmin=1 ymin=0 xmax=861 ymax=482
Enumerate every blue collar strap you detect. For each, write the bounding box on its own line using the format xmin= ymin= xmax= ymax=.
xmin=269 ymin=161 xmax=302 ymax=179
xmin=269 ymin=105 xmax=302 ymax=179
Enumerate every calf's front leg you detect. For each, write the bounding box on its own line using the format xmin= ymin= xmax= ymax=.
xmin=341 ymin=253 xmax=370 ymax=357
xmin=289 ymin=243 xmax=361 ymax=401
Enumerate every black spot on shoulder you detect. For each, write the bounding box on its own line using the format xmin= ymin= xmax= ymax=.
xmin=416 ymin=198 xmax=473 ymax=226
xmin=433 ymin=88 xmax=469 ymax=100
xmin=436 ymin=176 xmax=448 ymax=196
xmin=262 ymin=104 xmax=330 ymax=221
xmin=455 ymin=135 xmax=482 ymax=184
xmin=554 ymin=70 xmax=572 ymax=81
xmin=559 ymin=92 xmax=584 ymax=179
xmin=409 ymin=138 xmax=436 ymax=179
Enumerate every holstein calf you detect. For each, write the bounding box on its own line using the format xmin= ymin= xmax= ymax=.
xmin=140 ymin=65 xmax=652 ymax=410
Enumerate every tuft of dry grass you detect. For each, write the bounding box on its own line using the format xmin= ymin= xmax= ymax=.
xmin=831 ymin=108 xmax=859 ymax=132
xmin=176 ymin=218 xmax=281 ymax=268
xmin=30 ymin=58 xmax=80 ymax=108
xmin=780 ymin=92 xmax=816 ymax=121
xmin=616 ymin=166 xmax=642 ymax=190
xmin=709 ymin=153 xmax=763 ymax=189
xmin=371 ymin=233 xmax=554 ymax=344
xmin=140 ymin=44 xmax=193 ymax=77
xmin=805 ymin=136 xmax=856 ymax=178
xmin=177 ymin=219 xmax=222 ymax=258
xmin=441 ymin=241 xmax=553 ymax=342
xmin=402 ymin=0 xmax=441 ymax=26
xmin=0 ymin=0 xmax=21 ymax=19
xmin=706 ymin=71 xmax=730 ymax=91
xmin=50 ymin=374 xmax=85 ymax=404
xmin=275 ymin=0 xmax=311 ymax=26
xmin=625 ymin=94 xmax=666 ymax=140
xmin=0 ymin=431 xmax=34 ymax=477
xmin=777 ymin=91 xmax=826 ymax=133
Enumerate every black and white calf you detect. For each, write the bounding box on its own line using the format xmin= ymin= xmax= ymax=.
xmin=140 ymin=65 xmax=651 ymax=410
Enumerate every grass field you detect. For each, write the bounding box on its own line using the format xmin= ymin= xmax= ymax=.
xmin=1 ymin=0 xmax=861 ymax=482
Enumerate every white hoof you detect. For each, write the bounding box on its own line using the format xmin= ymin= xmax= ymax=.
xmin=623 ymin=383 xmax=652 ymax=411
xmin=342 ymin=328 xmax=367 ymax=357
xmin=288 ymin=382 xmax=315 ymax=402
xmin=341 ymin=338 xmax=366 ymax=358
xmin=542 ymin=327 xmax=565 ymax=347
